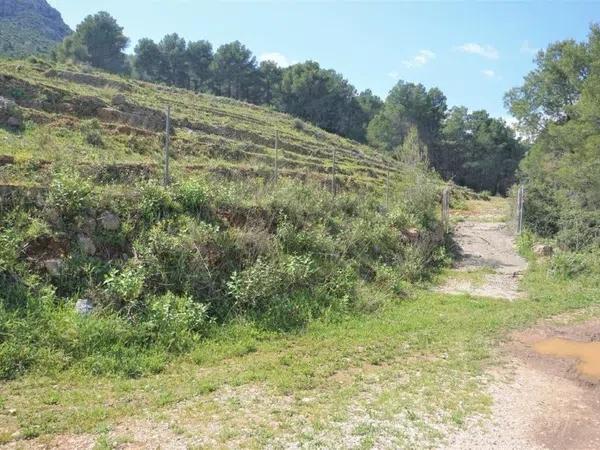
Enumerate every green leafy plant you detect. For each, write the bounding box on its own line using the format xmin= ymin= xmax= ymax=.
xmin=145 ymin=293 xmax=209 ymax=351
xmin=80 ymin=119 xmax=104 ymax=147
xmin=103 ymin=265 xmax=145 ymax=309
xmin=227 ymin=254 xmax=315 ymax=312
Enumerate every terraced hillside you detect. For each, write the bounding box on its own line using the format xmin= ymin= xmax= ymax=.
xmin=0 ymin=57 xmax=449 ymax=385
xmin=0 ymin=58 xmax=401 ymax=191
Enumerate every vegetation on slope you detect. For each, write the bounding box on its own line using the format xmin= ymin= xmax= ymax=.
xmin=506 ymin=24 xmax=600 ymax=250
xmin=0 ymin=58 xmax=449 ymax=380
xmin=1 ymin=199 xmax=599 ymax=447
xmin=50 ymin=10 xmax=524 ymax=194
xmin=0 ymin=0 xmax=71 ymax=58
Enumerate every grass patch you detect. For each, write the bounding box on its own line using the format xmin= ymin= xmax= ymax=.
xmin=435 ymin=266 xmax=496 ymax=287
xmin=1 ymin=253 xmax=599 ymax=447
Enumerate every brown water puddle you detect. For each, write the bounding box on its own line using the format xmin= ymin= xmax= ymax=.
xmin=534 ymin=338 xmax=600 ymax=379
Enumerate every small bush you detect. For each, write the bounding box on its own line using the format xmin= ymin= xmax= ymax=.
xmin=80 ymin=119 xmax=104 ymax=147
xmin=399 ymin=245 xmax=428 ymax=282
xmin=174 ymin=179 xmax=210 ymax=215
xmin=388 ymin=207 xmax=418 ymax=230
xmin=134 ymin=218 xmax=238 ymax=310
xmin=375 ymin=264 xmax=409 ymax=297
xmin=293 ymin=118 xmax=305 ymax=131
xmin=276 ymin=220 xmax=336 ymax=256
xmin=479 ymin=190 xmax=492 ymax=201
xmin=128 ymin=135 xmax=159 ymax=155
xmin=517 ymin=231 xmax=535 ymax=259
xmin=0 ymin=340 xmax=33 ymax=380
xmin=548 ymin=252 xmax=590 ymax=279
xmin=258 ymin=292 xmax=317 ymax=331
xmin=227 ymin=254 xmax=315 ymax=312
xmin=138 ymin=181 xmax=180 ymax=222
xmin=46 ymin=172 xmax=95 ymax=221
xmin=144 ymin=293 xmax=209 ymax=351
xmin=103 ymin=265 xmax=145 ymax=310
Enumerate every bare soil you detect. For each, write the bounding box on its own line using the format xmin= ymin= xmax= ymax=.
xmin=444 ymin=318 xmax=600 ymax=450
xmin=440 ymin=199 xmax=600 ymax=449
xmin=436 ymin=221 xmax=527 ymax=300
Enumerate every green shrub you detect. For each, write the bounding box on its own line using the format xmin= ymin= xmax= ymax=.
xmin=388 ymin=207 xmax=418 ymax=230
xmin=53 ymin=254 xmax=108 ymax=299
xmin=138 ymin=181 xmax=180 ymax=222
xmin=174 ymin=178 xmax=210 ymax=215
xmin=549 ymin=252 xmax=591 ymax=279
xmin=399 ymin=174 xmax=439 ymax=228
xmin=293 ymin=118 xmax=305 ymax=131
xmin=134 ymin=218 xmax=239 ymax=309
xmin=103 ymin=265 xmax=145 ymax=309
xmin=258 ymin=292 xmax=317 ymax=331
xmin=276 ymin=219 xmax=336 ymax=257
xmin=0 ymin=163 xmax=447 ymax=379
xmin=0 ymin=340 xmax=33 ymax=380
xmin=46 ymin=172 xmax=95 ymax=220
xmin=314 ymin=263 xmax=357 ymax=302
xmin=227 ymin=254 xmax=315 ymax=312
xmin=80 ymin=119 xmax=104 ymax=147
xmin=479 ymin=190 xmax=492 ymax=201
xmin=399 ymin=245 xmax=428 ymax=282
xmin=343 ymin=216 xmax=400 ymax=263
xmin=144 ymin=293 xmax=209 ymax=351
xmin=517 ymin=231 xmax=535 ymax=259
xmin=556 ymin=209 xmax=600 ymax=252
xmin=375 ymin=264 xmax=409 ymax=297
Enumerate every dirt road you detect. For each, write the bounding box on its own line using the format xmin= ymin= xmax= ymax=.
xmin=441 ymin=199 xmax=600 ymax=450
xmin=436 ymin=206 xmax=527 ymax=300
xmin=444 ymin=318 xmax=600 ymax=450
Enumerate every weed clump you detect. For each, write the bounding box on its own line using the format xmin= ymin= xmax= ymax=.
xmin=80 ymin=119 xmax=104 ymax=147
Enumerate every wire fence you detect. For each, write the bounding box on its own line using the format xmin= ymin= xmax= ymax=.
xmin=160 ymin=104 xmax=454 ymax=228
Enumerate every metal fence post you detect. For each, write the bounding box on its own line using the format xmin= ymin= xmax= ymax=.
xmin=442 ymin=186 xmax=450 ymax=233
xmin=331 ymin=147 xmax=337 ymax=197
xmin=516 ymin=186 xmax=521 ymax=234
xmin=516 ymin=185 xmax=525 ymax=235
xmin=274 ymin=130 xmax=279 ymax=184
xmin=385 ymin=166 xmax=390 ymax=211
xmin=164 ymin=105 xmax=171 ymax=186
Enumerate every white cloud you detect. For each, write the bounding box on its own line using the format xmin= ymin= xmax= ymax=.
xmin=258 ymin=52 xmax=294 ymax=68
xmin=402 ymin=49 xmax=436 ymax=68
xmin=456 ymin=43 xmax=499 ymax=60
xmin=387 ymin=71 xmax=400 ymax=80
xmin=482 ymin=69 xmax=496 ymax=78
xmin=520 ymin=40 xmax=538 ymax=55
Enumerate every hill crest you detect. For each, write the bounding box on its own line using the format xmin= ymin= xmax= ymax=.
xmin=0 ymin=0 xmax=71 ymax=57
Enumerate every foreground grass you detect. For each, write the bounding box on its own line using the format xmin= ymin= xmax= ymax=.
xmin=1 ymin=255 xmax=599 ymax=448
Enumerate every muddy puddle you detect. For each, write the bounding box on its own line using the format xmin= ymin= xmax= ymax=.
xmin=535 ymin=338 xmax=600 ymax=379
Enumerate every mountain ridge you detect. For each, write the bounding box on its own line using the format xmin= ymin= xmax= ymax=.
xmin=0 ymin=0 xmax=71 ymax=57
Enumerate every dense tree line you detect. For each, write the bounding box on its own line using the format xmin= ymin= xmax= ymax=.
xmin=133 ymin=36 xmax=381 ymax=142
xmin=366 ymin=81 xmax=524 ymax=193
xmin=53 ymin=11 xmax=525 ymax=194
xmin=505 ymin=24 xmax=600 ymax=249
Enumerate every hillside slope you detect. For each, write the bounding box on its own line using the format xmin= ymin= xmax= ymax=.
xmin=0 ymin=58 xmax=403 ymax=189
xmin=0 ymin=58 xmax=447 ymax=385
xmin=0 ymin=0 xmax=71 ymax=57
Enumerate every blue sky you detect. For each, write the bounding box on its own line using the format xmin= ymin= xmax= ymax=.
xmin=48 ymin=1 xmax=600 ymax=120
